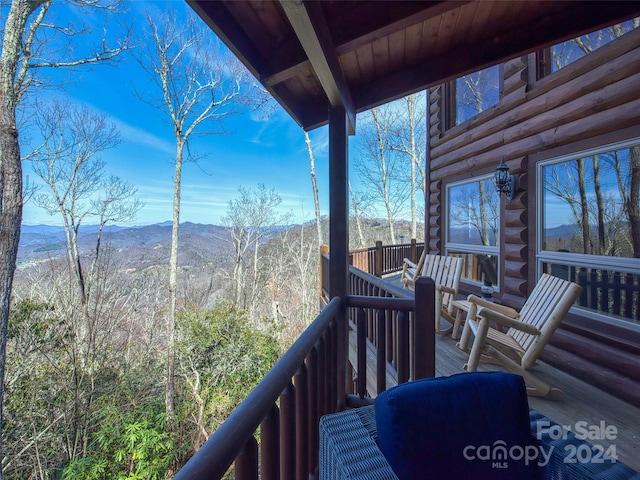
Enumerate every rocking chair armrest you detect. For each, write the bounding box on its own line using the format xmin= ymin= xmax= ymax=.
xmin=437 ymin=285 xmax=456 ymax=295
xmin=479 ymin=308 xmax=541 ymax=336
xmin=403 ymin=257 xmax=417 ymax=269
xmin=466 ymin=294 xmax=519 ymax=318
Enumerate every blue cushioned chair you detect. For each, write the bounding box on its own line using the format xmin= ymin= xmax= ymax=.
xmin=319 ymin=374 xmax=640 ymax=479
xmin=374 ymin=372 xmax=537 ymax=480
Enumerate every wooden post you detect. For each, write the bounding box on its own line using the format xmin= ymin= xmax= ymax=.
xmin=356 ymin=308 xmax=367 ymax=398
xmin=260 ymin=405 xmax=280 ymax=480
xmin=235 ymin=437 xmax=258 ymax=480
xmin=414 ymin=277 xmax=436 ymax=379
xmin=280 ymin=383 xmax=296 ymax=479
xmin=376 ymin=309 xmax=386 ymax=395
xmin=294 ymin=364 xmax=308 ymax=479
xmin=374 ymin=240 xmax=383 ymax=277
xmin=329 ymin=106 xmax=349 ymax=411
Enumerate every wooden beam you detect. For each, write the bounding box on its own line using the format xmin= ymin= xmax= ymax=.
xmin=264 ymin=1 xmax=472 ymax=87
xmin=279 ymin=0 xmax=356 ymax=133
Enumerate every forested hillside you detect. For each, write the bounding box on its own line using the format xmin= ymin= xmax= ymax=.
xmin=8 ymin=219 xmax=314 ymax=478
xmin=9 ymin=213 xmax=422 ymax=478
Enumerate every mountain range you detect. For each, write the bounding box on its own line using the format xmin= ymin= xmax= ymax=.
xmin=17 ymin=222 xmax=234 ymax=271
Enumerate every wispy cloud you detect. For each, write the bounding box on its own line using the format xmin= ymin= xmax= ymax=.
xmin=112 ymin=118 xmax=175 ymax=155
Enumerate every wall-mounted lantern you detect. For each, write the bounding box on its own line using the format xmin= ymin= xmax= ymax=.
xmin=494 ymin=157 xmax=516 ymax=200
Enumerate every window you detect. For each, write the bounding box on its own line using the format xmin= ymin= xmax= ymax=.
xmin=540 ymin=19 xmax=639 ymax=75
xmin=538 ymin=139 xmax=640 ymax=325
xmin=446 ymin=65 xmax=500 ymax=128
xmin=446 ymin=176 xmax=499 ymax=288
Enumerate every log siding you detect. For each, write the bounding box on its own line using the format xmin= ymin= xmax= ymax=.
xmin=427 ymin=28 xmax=640 ymax=406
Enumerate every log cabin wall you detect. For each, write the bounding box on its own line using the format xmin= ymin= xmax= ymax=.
xmin=427 ymin=27 xmax=640 ymax=406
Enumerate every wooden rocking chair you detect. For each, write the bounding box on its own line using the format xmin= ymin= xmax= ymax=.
xmin=457 ymin=273 xmax=582 ymax=397
xmin=402 ymin=253 xmax=464 ymax=335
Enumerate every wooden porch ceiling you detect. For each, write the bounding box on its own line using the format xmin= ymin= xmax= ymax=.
xmin=188 ymin=0 xmax=640 ymax=132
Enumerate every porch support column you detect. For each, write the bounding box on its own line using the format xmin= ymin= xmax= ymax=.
xmin=328 ymin=106 xmax=349 ymax=411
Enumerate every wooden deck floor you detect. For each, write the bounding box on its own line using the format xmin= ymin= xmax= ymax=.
xmin=349 ymin=326 xmax=640 ymax=472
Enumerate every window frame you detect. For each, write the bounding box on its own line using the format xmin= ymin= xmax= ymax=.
xmin=535 ymin=19 xmax=639 ymax=81
xmin=445 ymin=174 xmax=500 ymax=290
xmin=536 ymin=138 xmax=640 ymax=326
xmin=443 ymin=64 xmax=502 ymax=131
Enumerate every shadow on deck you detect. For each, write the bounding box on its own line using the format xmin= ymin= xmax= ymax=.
xmin=351 ymin=273 xmax=640 ymax=472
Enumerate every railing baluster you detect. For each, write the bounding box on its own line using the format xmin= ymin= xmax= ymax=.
xmin=397 ymin=310 xmax=409 ymax=384
xmin=306 ymin=348 xmax=318 ymax=478
xmin=377 ymin=308 xmax=386 ymax=394
xmin=625 ymin=273 xmax=635 ymax=320
xmin=357 ymin=307 xmax=367 ymax=398
xmin=294 ymin=364 xmax=309 ymax=479
xmin=260 ymin=405 xmax=280 ymax=480
xmin=316 ymin=338 xmax=326 ymax=417
xmin=386 ymin=308 xmax=393 ymax=364
xmin=613 ymin=271 xmax=621 ymax=316
xmin=235 ymin=436 xmax=258 ymax=480
xmin=323 ymin=329 xmax=332 ymax=416
xmin=280 ymin=382 xmax=296 ymax=479
xmin=327 ymin=322 xmax=336 ymax=411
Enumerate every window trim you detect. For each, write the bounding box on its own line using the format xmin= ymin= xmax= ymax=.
xmin=443 ymin=64 xmax=502 ymax=131
xmin=536 ymin=137 xmax=640 ymax=326
xmin=445 ymin=174 xmax=500 ymax=289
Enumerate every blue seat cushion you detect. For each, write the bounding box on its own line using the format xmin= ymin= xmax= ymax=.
xmin=375 ymin=372 xmax=538 ymax=480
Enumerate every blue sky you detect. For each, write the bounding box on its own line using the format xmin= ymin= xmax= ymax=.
xmin=20 ymin=1 xmax=333 ymax=227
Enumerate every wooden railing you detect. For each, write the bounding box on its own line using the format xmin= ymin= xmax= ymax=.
xmin=349 ymin=239 xmax=424 ymax=277
xmin=348 ymin=266 xmax=435 ymax=398
xmin=544 ymin=263 xmax=640 ymax=323
xmin=174 ymin=246 xmax=435 ymax=480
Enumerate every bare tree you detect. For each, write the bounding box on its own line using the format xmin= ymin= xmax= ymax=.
xmin=613 ymin=147 xmax=640 ymax=258
xmin=449 ymin=179 xmax=499 ymax=247
xmin=0 ymin=1 xmax=128 ymax=470
xmin=355 ymin=105 xmax=410 ymax=244
xmin=29 ymin=101 xmax=140 ymax=305
xmin=389 ymin=92 xmax=426 ymax=239
xmin=304 ymin=131 xmax=323 ymax=249
xmin=136 ymin=8 xmax=244 ymax=421
xmin=349 ymin=181 xmax=367 ymax=248
xmin=221 ymin=184 xmax=292 ymax=317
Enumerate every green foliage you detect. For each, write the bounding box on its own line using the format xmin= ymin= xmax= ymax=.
xmin=5 ymin=297 xmax=279 ymax=478
xmin=7 ymin=298 xmax=55 ymax=341
xmin=178 ymin=303 xmax=280 ymax=388
xmin=176 ymin=304 xmax=280 ymax=449
xmin=62 ymin=403 xmax=175 ymax=480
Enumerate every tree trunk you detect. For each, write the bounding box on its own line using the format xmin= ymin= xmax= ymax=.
xmin=305 ymin=131 xmax=323 ymax=248
xmin=349 ymin=181 xmax=367 ymax=248
xmin=167 ymin=143 xmax=183 ymax=422
xmin=478 ymin=181 xmax=490 ymax=246
xmin=0 ymin=1 xmax=41 ymax=473
xmin=372 ymin=109 xmax=396 ymax=244
xmin=577 ymin=158 xmax=592 ymax=254
xmin=627 ymin=147 xmax=640 ymax=258
xmin=406 ymin=95 xmax=418 ymax=239
xmin=592 ymin=155 xmax=606 ymax=255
